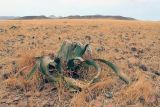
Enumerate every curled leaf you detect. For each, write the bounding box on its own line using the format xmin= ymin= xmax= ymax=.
xmin=94 ymin=59 xmax=129 ymax=84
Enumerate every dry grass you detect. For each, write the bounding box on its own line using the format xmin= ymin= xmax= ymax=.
xmin=114 ymin=71 xmax=158 ymax=106
xmin=0 ymin=19 xmax=160 ymax=107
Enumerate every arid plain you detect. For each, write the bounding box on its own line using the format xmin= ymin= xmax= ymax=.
xmin=0 ymin=19 xmax=160 ymax=107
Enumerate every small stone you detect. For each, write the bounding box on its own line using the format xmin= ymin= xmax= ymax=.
xmin=131 ymin=47 xmax=137 ymax=52
xmin=139 ymin=64 xmax=148 ymax=71
xmin=150 ymin=69 xmax=160 ymax=76
xmin=13 ymin=97 xmax=20 ymax=101
xmin=105 ymin=92 xmax=113 ymax=98
xmin=85 ymin=36 xmax=91 ymax=40
xmin=16 ymin=35 xmax=25 ymax=41
xmin=2 ymin=73 xmax=10 ymax=80
xmin=96 ymin=46 xmax=105 ymax=52
xmin=138 ymin=48 xmax=144 ymax=54
xmin=114 ymin=48 xmax=119 ymax=52
xmin=32 ymin=36 xmax=35 ymax=39
xmin=12 ymin=61 xmax=16 ymax=65
xmin=154 ymin=71 xmax=160 ymax=76
xmin=0 ymin=29 xmax=4 ymax=33
xmin=139 ymin=96 xmax=145 ymax=104
xmin=10 ymin=25 xmax=17 ymax=29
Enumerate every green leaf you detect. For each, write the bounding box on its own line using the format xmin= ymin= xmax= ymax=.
xmin=84 ymin=59 xmax=101 ymax=71
xmin=94 ymin=59 xmax=119 ymax=74
xmin=79 ymin=44 xmax=89 ymax=57
xmin=118 ymin=74 xmax=129 ymax=84
xmin=27 ymin=63 xmax=38 ymax=79
xmin=57 ymin=40 xmax=89 ymax=61
xmin=57 ymin=40 xmax=73 ymax=61
xmin=57 ymin=40 xmax=67 ymax=59
xmin=74 ymin=44 xmax=89 ymax=57
xmin=94 ymin=59 xmax=129 ymax=84
xmin=39 ymin=57 xmax=48 ymax=75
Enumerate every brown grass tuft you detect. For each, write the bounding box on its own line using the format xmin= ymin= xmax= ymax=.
xmin=71 ymin=77 xmax=115 ymax=107
xmin=113 ymin=71 xmax=158 ymax=106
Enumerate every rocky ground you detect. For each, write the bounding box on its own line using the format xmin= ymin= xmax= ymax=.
xmin=0 ymin=19 xmax=160 ymax=107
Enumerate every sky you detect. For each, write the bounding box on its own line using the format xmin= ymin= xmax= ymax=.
xmin=0 ymin=0 xmax=159 ymax=20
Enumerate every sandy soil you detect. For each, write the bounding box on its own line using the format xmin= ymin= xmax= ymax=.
xmin=0 ymin=19 xmax=160 ymax=107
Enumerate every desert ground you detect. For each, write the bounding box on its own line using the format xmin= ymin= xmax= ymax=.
xmin=0 ymin=19 xmax=160 ymax=107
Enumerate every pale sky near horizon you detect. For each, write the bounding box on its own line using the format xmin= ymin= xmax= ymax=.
xmin=0 ymin=0 xmax=159 ymax=20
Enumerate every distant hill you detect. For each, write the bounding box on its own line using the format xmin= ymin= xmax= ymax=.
xmin=62 ymin=15 xmax=135 ymax=20
xmin=17 ymin=15 xmax=50 ymax=20
xmin=0 ymin=16 xmax=19 ymax=20
xmin=0 ymin=15 xmax=135 ymax=20
xmin=49 ymin=15 xmax=56 ymax=19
